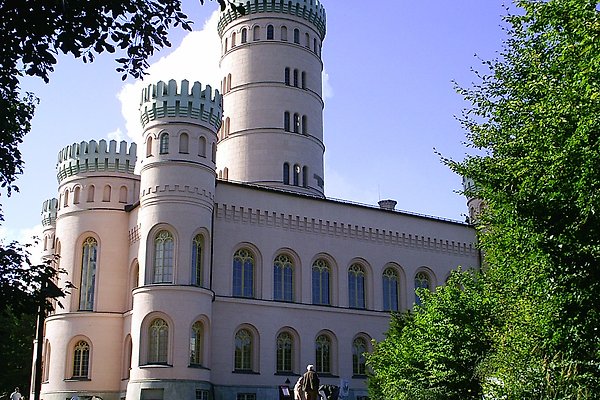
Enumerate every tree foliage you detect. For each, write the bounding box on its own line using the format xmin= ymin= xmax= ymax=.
xmin=368 ymin=0 xmax=600 ymax=398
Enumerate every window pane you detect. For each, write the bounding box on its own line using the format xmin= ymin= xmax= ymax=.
xmin=233 ymin=249 xmax=254 ymax=297
xmin=79 ymin=237 xmax=98 ymax=310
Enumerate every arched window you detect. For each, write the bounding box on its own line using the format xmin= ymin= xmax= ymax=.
xmin=284 ymin=111 xmax=291 ymax=132
xmin=234 ymin=328 xmax=253 ymax=371
xmin=241 ymin=27 xmax=247 ymax=43
xmin=293 ymin=164 xmax=300 ymax=186
xmin=284 ymin=67 xmax=290 ymax=85
xmin=223 ymin=167 xmax=229 ymax=180
xmin=415 ymin=271 xmax=431 ymax=305
xmin=232 ymin=31 xmax=237 ymax=47
xmin=253 ymin=26 xmax=260 ymax=41
xmin=211 ymin=142 xmax=217 ymax=162
xmin=293 ymin=113 xmax=300 ymax=133
xmin=305 ymin=32 xmax=310 ymax=47
xmin=102 ymin=185 xmax=111 ymax=202
xmin=315 ymin=334 xmax=331 ymax=374
xmin=224 ymin=37 xmax=228 ymax=52
xmin=293 ymin=28 xmax=300 ymax=44
xmin=314 ymin=38 xmax=318 ymax=53
xmin=233 ymin=249 xmax=254 ymax=298
xmin=192 ymin=234 xmax=204 ymax=286
xmin=119 ymin=186 xmax=128 ymax=203
xmin=146 ymin=136 xmax=153 ymax=157
xmin=293 ymin=69 xmax=299 ymax=87
xmin=352 ymin=337 xmax=367 ymax=375
xmin=42 ymin=341 xmax=51 ymax=382
xmin=348 ymin=264 xmax=366 ymax=309
xmin=383 ymin=267 xmax=399 ymax=311
xmin=72 ymin=340 xmax=90 ymax=378
xmin=302 ymin=166 xmax=308 ymax=188
xmin=122 ymin=335 xmax=132 ymax=379
xmin=302 ymin=115 xmax=307 ymax=134
xmin=179 ymin=132 xmax=189 ymax=154
xmin=283 ymin=163 xmax=290 ymax=185
xmin=276 ymin=332 xmax=293 ymax=373
xmin=148 ymin=318 xmax=169 ymax=364
xmin=74 ymin=187 xmax=81 ymax=204
xmin=159 ymin=132 xmax=169 ymax=154
xmin=227 ymin=73 xmax=232 ymax=92
xmin=312 ymin=259 xmax=330 ymax=305
xmin=281 ymin=26 xmax=288 ymax=41
xmin=87 ymin=185 xmax=95 ymax=202
xmin=199 ymin=136 xmax=207 ymax=157
xmin=63 ymin=189 xmax=69 ymax=207
xmin=190 ymin=321 xmax=203 ymax=365
xmin=79 ymin=237 xmax=98 ymax=311
xmin=267 ymin=24 xmax=274 ymax=39
xmin=301 ymin=71 xmax=306 ymax=89
xmin=273 ymin=254 xmax=293 ymax=302
xmin=153 ymin=230 xmax=174 ymax=283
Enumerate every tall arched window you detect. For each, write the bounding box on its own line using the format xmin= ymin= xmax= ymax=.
xmin=224 ymin=37 xmax=228 ymax=52
xmin=74 ymin=187 xmax=81 ymax=204
xmin=234 ymin=329 xmax=253 ymax=371
xmin=241 ymin=27 xmax=247 ymax=43
xmin=293 ymin=113 xmax=300 ymax=133
xmin=79 ymin=237 xmax=98 ymax=311
xmin=293 ymin=164 xmax=300 ymax=186
xmin=211 ymin=142 xmax=217 ymax=162
xmin=283 ymin=163 xmax=290 ymax=185
xmin=233 ymin=249 xmax=254 ymax=297
xmin=63 ymin=189 xmax=69 ymax=207
xmin=190 ymin=321 xmax=203 ymax=365
xmin=302 ymin=115 xmax=307 ymax=134
xmin=415 ymin=271 xmax=431 ymax=305
xmin=315 ymin=334 xmax=331 ymax=373
xmin=305 ymin=32 xmax=310 ymax=47
xmin=293 ymin=28 xmax=300 ymax=44
xmin=276 ymin=332 xmax=293 ymax=373
xmin=312 ymin=259 xmax=330 ymax=305
xmin=281 ymin=26 xmax=288 ymax=41
xmin=302 ymin=166 xmax=308 ymax=188
xmin=102 ymin=185 xmax=111 ymax=202
xmin=352 ymin=337 xmax=367 ymax=375
xmin=273 ymin=254 xmax=293 ymax=302
xmin=284 ymin=111 xmax=291 ymax=132
xmin=383 ymin=267 xmax=399 ymax=311
xmin=301 ymin=71 xmax=306 ymax=89
xmin=72 ymin=340 xmax=90 ymax=378
xmin=231 ymin=31 xmax=237 ymax=47
xmin=267 ymin=24 xmax=274 ymax=39
xmin=159 ymin=132 xmax=169 ymax=154
xmin=253 ymin=26 xmax=260 ymax=41
xmin=199 ymin=136 xmax=206 ymax=157
xmin=119 ymin=186 xmax=128 ymax=203
xmin=87 ymin=185 xmax=95 ymax=202
xmin=192 ymin=234 xmax=204 ymax=286
xmin=227 ymin=73 xmax=232 ymax=92
xmin=146 ymin=136 xmax=153 ymax=157
xmin=43 ymin=341 xmax=51 ymax=382
xmin=153 ymin=230 xmax=174 ymax=283
xmin=348 ymin=264 xmax=366 ymax=309
xmin=314 ymin=38 xmax=318 ymax=53
xmin=179 ymin=132 xmax=189 ymax=154
xmin=148 ymin=319 xmax=169 ymax=364
xmin=293 ymin=69 xmax=299 ymax=87
xmin=123 ymin=335 xmax=132 ymax=379
xmin=284 ymin=67 xmax=290 ymax=85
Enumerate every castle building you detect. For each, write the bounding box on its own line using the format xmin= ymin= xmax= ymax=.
xmin=35 ymin=1 xmax=479 ymax=399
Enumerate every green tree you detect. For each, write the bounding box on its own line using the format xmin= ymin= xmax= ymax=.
xmin=366 ymin=270 xmax=495 ymax=400
xmin=450 ymin=0 xmax=600 ymax=397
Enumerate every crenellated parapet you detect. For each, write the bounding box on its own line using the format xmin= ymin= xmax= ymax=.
xmin=218 ymin=0 xmax=327 ymax=39
xmin=139 ymin=79 xmax=223 ymax=131
xmin=56 ymin=140 xmax=137 ymax=183
xmin=41 ymin=198 xmax=58 ymax=227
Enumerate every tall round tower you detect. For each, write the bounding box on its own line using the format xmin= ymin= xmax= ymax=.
xmin=216 ymin=0 xmax=326 ymax=197
xmin=129 ymin=79 xmax=222 ymax=399
xmin=42 ymin=139 xmax=138 ymax=400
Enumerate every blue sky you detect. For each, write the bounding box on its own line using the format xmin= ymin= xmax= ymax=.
xmin=1 ymin=1 xmax=508 ymax=253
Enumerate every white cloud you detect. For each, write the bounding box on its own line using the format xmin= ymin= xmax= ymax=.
xmin=107 ymin=127 xmax=124 ymax=142
xmin=0 ymin=224 xmax=45 ymax=265
xmin=322 ymin=69 xmax=333 ymax=99
xmin=118 ymin=11 xmax=222 ymax=144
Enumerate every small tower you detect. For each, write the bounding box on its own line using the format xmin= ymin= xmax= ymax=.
xmin=40 ymin=198 xmax=58 ymax=263
xmin=217 ymin=0 xmax=327 ymax=196
xmin=462 ymin=176 xmax=483 ymax=224
xmin=129 ymin=79 xmax=222 ymax=399
xmin=41 ymin=139 xmax=138 ymax=400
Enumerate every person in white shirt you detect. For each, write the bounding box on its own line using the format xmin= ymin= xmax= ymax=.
xmin=10 ymin=387 xmax=22 ymax=400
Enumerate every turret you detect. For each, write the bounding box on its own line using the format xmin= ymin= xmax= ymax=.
xmin=216 ymin=0 xmax=327 ymax=196
xmin=128 ymin=79 xmax=221 ymax=397
xmin=40 ymin=198 xmax=58 ymax=262
xmin=462 ymin=176 xmax=483 ymax=224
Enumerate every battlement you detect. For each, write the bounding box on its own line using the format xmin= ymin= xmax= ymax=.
xmin=139 ymin=79 xmax=223 ymax=131
xmin=41 ymin=198 xmax=58 ymax=227
xmin=462 ymin=177 xmax=479 ymax=198
xmin=56 ymin=140 xmax=137 ymax=183
xmin=218 ymin=0 xmax=327 ymax=39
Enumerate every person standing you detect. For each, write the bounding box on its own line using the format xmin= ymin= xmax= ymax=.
xmin=10 ymin=387 xmax=22 ymax=400
xmin=301 ymin=364 xmax=320 ymax=400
